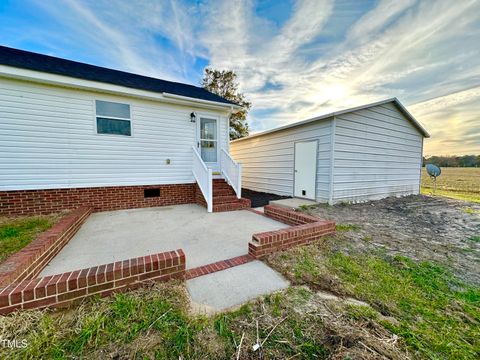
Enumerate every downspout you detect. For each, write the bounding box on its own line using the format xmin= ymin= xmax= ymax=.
xmin=418 ymin=137 xmax=424 ymax=194
xmin=227 ymin=105 xmax=234 ymax=152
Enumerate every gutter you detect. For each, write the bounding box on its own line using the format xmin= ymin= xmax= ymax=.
xmin=163 ymin=92 xmax=241 ymax=110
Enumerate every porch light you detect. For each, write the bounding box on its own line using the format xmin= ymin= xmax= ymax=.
xmin=190 ymin=112 xmax=196 ymax=122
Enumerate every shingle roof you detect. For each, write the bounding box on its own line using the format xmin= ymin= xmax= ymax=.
xmin=0 ymin=45 xmax=236 ymax=106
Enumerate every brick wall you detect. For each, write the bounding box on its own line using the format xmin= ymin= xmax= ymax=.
xmin=249 ymin=205 xmax=336 ymax=258
xmin=194 ymin=183 xmax=208 ymax=207
xmin=0 ymin=207 xmax=92 ymax=286
xmin=0 ymin=183 xmax=196 ymax=216
xmin=0 ymin=249 xmax=186 ymax=315
xmin=262 ymin=205 xmax=322 ymax=226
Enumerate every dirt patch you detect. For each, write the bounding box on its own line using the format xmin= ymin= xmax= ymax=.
xmin=303 ymin=195 xmax=480 ymax=285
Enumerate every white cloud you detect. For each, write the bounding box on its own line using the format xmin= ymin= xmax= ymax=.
xmin=347 ymin=0 xmax=416 ymax=42
xmin=197 ymin=0 xmax=479 ymax=155
xmin=409 ymin=87 xmax=480 ymax=155
xmin=33 ymin=0 xmax=200 ymax=81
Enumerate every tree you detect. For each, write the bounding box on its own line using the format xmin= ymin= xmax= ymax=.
xmin=201 ymin=68 xmax=251 ymax=140
xmin=423 ymin=155 xmax=479 ymax=167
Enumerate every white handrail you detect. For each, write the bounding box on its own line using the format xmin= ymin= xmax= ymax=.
xmin=192 ymin=146 xmax=213 ymax=212
xmin=221 ymin=149 xmax=242 ymax=199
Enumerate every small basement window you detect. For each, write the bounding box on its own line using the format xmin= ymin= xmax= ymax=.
xmin=95 ymin=100 xmax=131 ymax=136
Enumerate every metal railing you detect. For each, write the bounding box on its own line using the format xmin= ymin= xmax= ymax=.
xmin=192 ymin=146 xmax=213 ymax=212
xmin=221 ymin=149 xmax=242 ymax=199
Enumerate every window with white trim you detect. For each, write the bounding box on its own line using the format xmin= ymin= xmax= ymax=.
xmin=95 ymin=100 xmax=131 ymax=136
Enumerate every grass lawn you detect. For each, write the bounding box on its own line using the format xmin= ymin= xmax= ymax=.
xmin=0 ymin=282 xmax=335 ymax=359
xmin=0 ymin=214 xmax=61 ymax=262
xmin=326 ymin=254 xmax=479 ymax=358
xmin=1 ymin=235 xmax=478 ymax=359
xmin=421 ymin=187 xmax=480 ymax=203
xmin=268 ymin=241 xmax=480 ymax=360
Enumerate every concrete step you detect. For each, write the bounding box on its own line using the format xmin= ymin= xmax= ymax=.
xmin=187 ymin=261 xmax=289 ymax=313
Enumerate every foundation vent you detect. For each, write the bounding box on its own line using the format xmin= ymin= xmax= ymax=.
xmin=144 ymin=188 xmax=160 ymax=198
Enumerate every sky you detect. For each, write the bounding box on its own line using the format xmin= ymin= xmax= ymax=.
xmin=0 ymin=0 xmax=479 ymax=156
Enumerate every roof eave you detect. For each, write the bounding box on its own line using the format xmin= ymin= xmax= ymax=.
xmin=0 ymin=64 xmax=237 ymax=111
xmin=390 ymin=98 xmax=430 ymax=138
xmin=232 ymin=98 xmax=430 ymax=143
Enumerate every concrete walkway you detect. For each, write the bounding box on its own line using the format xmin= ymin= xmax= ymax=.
xmin=270 ymin=198 xmax=318 ymax=209
xmin=40 ymin=204 xmax=287 ymax=276
xmin=187 ymin=260 xmax=289 ymax=313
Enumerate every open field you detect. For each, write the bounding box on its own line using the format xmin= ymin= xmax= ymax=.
xmin=421 ymin=167 xmax=480 ymax=203
xmin=1 ymin=195 xmax=478 ymax=359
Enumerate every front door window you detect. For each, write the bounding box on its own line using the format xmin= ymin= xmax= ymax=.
xmin=199 ymin=118 xmax=217 ymax=162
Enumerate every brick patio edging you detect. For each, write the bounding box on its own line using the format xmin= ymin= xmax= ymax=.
xmin=0 ymin=249 xmax=185 ymax=315
xmin=0 ymin=207 xmax=92 ymax=287
xmin=185 ymin=254 xmax=254 ymax=280
xmin=248 ymin=205 xmax=336 ymax=258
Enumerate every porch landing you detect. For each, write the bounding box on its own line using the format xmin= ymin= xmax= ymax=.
xmin=40 ymin=204 xmax=288 ymax=276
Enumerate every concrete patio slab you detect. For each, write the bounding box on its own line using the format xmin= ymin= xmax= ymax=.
xmin=269 ymin=198 xmax=318 ymax=209
xmin=40 ymin=204 xmax=287 ymax=276
xmin=187 ymin=260 xmax=289 ymax=312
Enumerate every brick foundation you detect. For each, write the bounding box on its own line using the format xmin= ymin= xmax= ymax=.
xmin=0 ymin=249 xmax=186 ymax=315
xmin=0 ymin=207 xmax=92 ymax=286
xmin=249 ymin=205 xmax=336 ymax=258
xmin=0 ymin=183 xmax=196 ymax=216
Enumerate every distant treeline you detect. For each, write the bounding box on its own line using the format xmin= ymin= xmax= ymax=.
xmin=423 ymin=155 xmax=480 ymax=167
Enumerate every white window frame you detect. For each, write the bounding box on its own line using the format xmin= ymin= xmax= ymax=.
xmin=93 ymin=99 xmax=133 ymax=137
xmin=196 ymin=112 xmax=220 ymax=164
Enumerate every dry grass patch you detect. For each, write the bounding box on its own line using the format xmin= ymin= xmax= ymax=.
xmin=421 ymin=167 xmax=480 ymax=194
xmin=0 ymin=281 xmax=223 ymax=359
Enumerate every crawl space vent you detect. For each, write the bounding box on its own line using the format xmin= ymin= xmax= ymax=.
xmin=144 ymin=188 xmax=160 ymax=198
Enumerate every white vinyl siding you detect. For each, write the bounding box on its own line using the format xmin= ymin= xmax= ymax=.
xmin=0 ymin=77 xmax=229 ymax=190
xmin=332 ymin=103 xmax=423 ymax=202
xmin=230 ymin=120 xmax=332 ymax=202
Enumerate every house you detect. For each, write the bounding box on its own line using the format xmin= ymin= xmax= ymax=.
xmin=0 ymin=46 xmax=249 ymax=215
xmin=230 ymin=99 xmax=430 ymax=204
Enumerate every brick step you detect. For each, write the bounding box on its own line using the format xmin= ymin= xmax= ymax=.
xmin=212 ymin=183 xmax=233 ymax=190
xmin=213 ymin=188 xmax=235 ymax=196
xmin=213 ymin=195 xmax=239 ymax=205
xmin=213 ymin=198 xmax=251 ymax=212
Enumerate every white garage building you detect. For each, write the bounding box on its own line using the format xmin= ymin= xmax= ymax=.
xmin=230 ymin=98 xmax=430 ymax=204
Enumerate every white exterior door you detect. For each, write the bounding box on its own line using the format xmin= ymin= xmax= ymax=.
xmin=294 ymin=141 xmax=317 ymax=199
xmin=197 ymin=117 xmax=218 ymax=164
